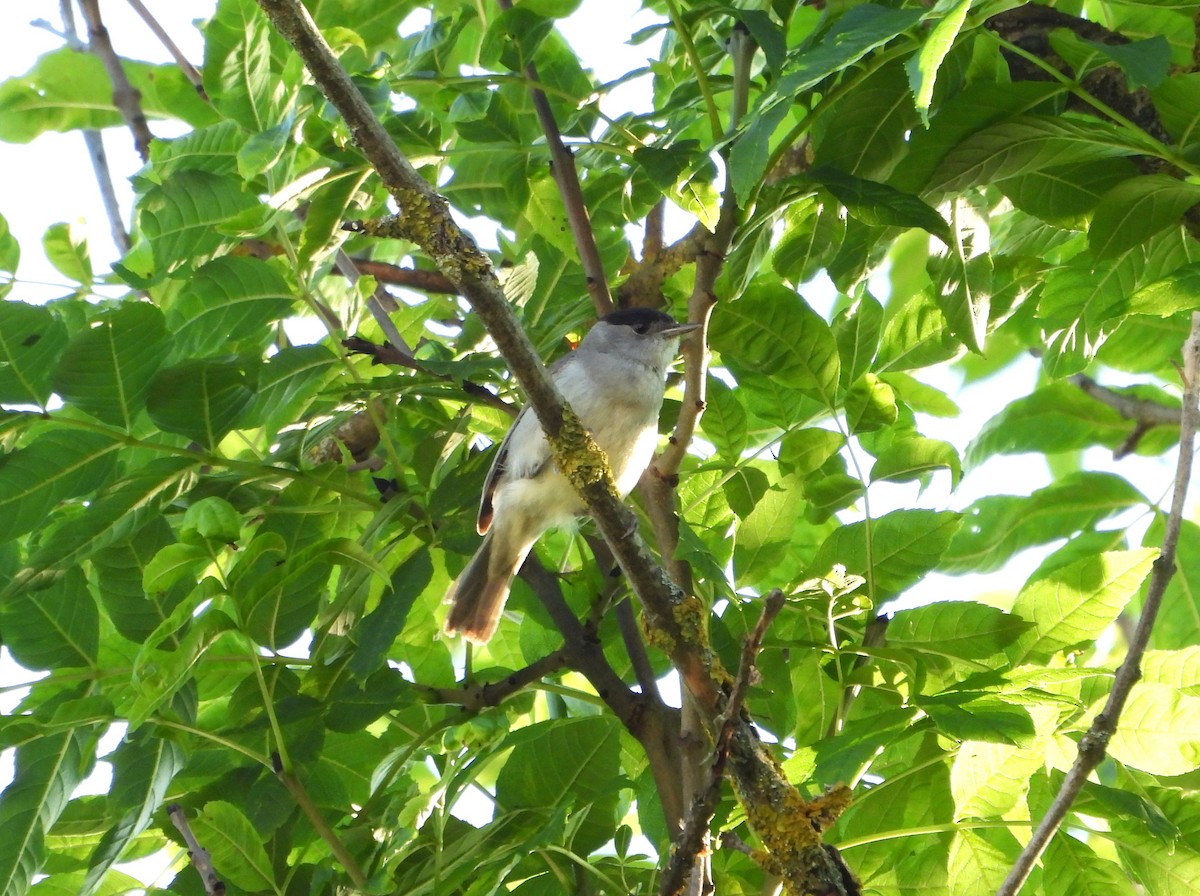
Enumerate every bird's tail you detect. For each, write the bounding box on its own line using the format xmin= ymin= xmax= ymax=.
xmin=444 ymin=529 xmax=531 ymax=644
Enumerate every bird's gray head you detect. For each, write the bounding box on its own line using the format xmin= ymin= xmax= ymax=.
xmin=579 ymin=308 xmax=700 ymax=374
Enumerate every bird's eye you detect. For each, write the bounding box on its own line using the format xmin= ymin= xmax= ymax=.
xmin=633 ymin=323 xmax=650 ymax=335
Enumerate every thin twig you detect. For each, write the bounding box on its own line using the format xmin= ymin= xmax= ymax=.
xmin=333 ymin=248 xmax=415 ymax=354
xmin=342 ymin=334 xmax=516 ymax=415
xmin=998 ymin=312 xmax=1200 ymax=895
xmin=659 ymin=591 xmax=786 ymax=896
xmin=167 ymin=804 xmax=227 ymax=896
xmin=420 ymin=649 xmax=570 ymax=710
xmin=348 ymin=258 xmax=460 ymax=294
xmin=1070 ymin=372 xmax=1179 ymax=458
xmin=494 ymin=0 xmax=613 ymax=316
xmin=77 ymin=0 xmax=154 ymax=160
xmin=58 ymin=1 xmax=131 ymax=253
xmin=124 ymin=0 xmax=206 ymax=96
xmin=273 ymin=753 xmax=370 ymax=890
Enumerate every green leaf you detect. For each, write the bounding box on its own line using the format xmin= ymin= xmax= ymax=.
xmin=1113 ymin=816 xmax=1200 ymax=895
xmin=870 ymin=436 xmax=961 ymax=486
xmin=0 ymin=48 xmax=215 ymax=143
xmin=814 ymin=167 xmax=951 ymax=243
xmin=236 ymin=116 xmax=293 ymax=181
xmin=51 ymin=303 xmax=171 ymax=430
xmin=0 ymin=211 xmax=18 ymax=273
xmin=42 ymin=222 xmax=92 ymax=287
xmin=181 ymin=496 xmax=243 ymax=543
xmin=143 ymin=543 xmax=211 ymax=593
xmin=189 ymin=801 xmax=278 ymax=893
xmin=495 ymin=716 xmax=621 ymax=853
xmin=700 ymin=377 xmax=749 ymax=460
xmin=1089 ymin=175 xmax=1200 ymax=259
xmin=94 ymin=517 xmax=194 ymax=642
xmin=1107 ymin=683 xmax=1200 ymax=776
xmin=78 ymin=736 xmax=185 ymax=896
xmin=944 ymin=472 xmax=1145 ymax=574
xmin=0 ymin=302 xmax=68 ymax=406
xmin=844 ymin=373 xmax=897 ymax=434
xmin=730 ymin=99 xmax=792 ymax=203
xmin=932 ymin=254 xmax=991 ymax=354
xmin=713 ymin=282 xmax=839 ymax=407
xmin=1144 ymin=517 xmax=1200 ymax=649
xmin=779 ymin=5 xmax=923 ymax=97
xmin=146 ymin=358 xmax=257 ymax=446
xmin=29 ymin=457 xmax=195 ymax=570
xmin=1128 ymin=261 xmax=1200 ymax=318
xmin=480 ymin=7 xmax=555 ymax=70
xmin=733 ymin=475 xmax=814 ymax=584
xmin=169 ymin=256 xmax=297 ymax=355
xmin=812 ymin=61 xmax=915 ymax=181
xmin=950 ymin=741 xmax=1045 ymax=821
xmin=240 ymin=344 xmax=339 ymax=433
xmin=1049 ymin=30 xmax=1170 ymax=91
xmin=203 ymin=0 xmax=293 ymax=131
xmin=232 ymin=534 xmax=330 ymax=649
xmin=0 ymin=567 xmax=98 ymax=670
xmin=349 ymin=546 xmax=432 ymax=678
xmin=889 ymin=601 xmax=1031 ymax=661
xmin=772 ymin=198 xmax=847 ymax=284
xmin=809 ymin=509 xmax=962 ymax=599
xmin=1008 ymin=549 xmax=1158 ymax=663
xmin=928 ymin=116 xmax=1139 ymax=195
xmin=875 ymin=290 xmax=959 ymax=372
xmin=833 ymin=292 xmax=883 ymax=388
xmin=777 ymin=428 xmax=843 ymax=478
xmin=948 ymin=829 xmax=1020 ymax=895
xmin=0 ymin=428 xmax=121 ymax=543
xmin=1043 ymin=835 xmax=1138 ymax=896
xmin=0 ymin=730 xmax=95 ymax=896
xmin=140 ymin=170 xmax=260 ymax=275
xmin=1003 ymin=159 xmax=1135 ymax=226
xmin=906 ymin=0 xmax=973 ymax=125
xmin=734 ymin=10 xmax=787 ymax=76
xmin=967 ymin=383 xmax=1177 ymax=467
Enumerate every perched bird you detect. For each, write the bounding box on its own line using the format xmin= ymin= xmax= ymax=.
xmin=444 ymin=308 xmax=700 ymax=644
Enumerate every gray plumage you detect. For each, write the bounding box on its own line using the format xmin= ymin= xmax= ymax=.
xmin=444 ymin=309 xmax=699 ymax=644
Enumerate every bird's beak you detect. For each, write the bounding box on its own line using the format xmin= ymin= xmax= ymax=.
xmin=660 ymin=322 xmax=702 ymax=338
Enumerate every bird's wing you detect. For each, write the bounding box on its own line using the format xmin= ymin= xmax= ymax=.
xmin=476 ymin=402 xmax=553 ymax=534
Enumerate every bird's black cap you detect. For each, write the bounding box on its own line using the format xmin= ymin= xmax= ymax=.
xmin=601 ymin=308 xmax=679 ymax=329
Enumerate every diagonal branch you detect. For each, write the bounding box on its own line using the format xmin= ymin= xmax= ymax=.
xmin=998 ymin=312 xmax=1200 ymax=895
xmin=167 ymin=804 xmax=227 ymax=896
xmin=58 ymin=0 xmax=130 ymax=253
xmin=255 ymin=5 xmax=855 ymax=891
xmin=494 ymin=0 xmax=613 ymax=317
xmin=77 ymin=0 xmax=154 ymax=160
xmin=659 ymin=591 xmax=786 ymax=896
xmin=124 ymin=0 xmax=206 ymax=97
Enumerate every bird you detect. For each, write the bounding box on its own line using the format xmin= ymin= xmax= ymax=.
xmin=444 ymin=308 xmax=700 ymax=644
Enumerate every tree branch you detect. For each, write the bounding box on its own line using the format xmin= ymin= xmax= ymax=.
xmin=348 ymin=258 xmax=460 ymax=295
xmin=167 ymin=804 xmax=227 ymax=896
xmin=77 ymin=0 xmax=154 ymax=160
xmin=659 ymin=591 xmax=786 ymax=896
xmin=273 ymin=753 xmax=370 ymax=890
xmin=494 ymin=0 xmax=613 ymax=317
xmin=58 ymin=0 xmax=130 ymax=254
xmin=1070 ymin=372 xmax=1179 ymax=458
xmin=124 ymin=0 xmax=206 ymax=97
xmin=419 ymin=649 xmax=569 ymax=711
xmin=998 ymin=312 xmax=1200 ymax=895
